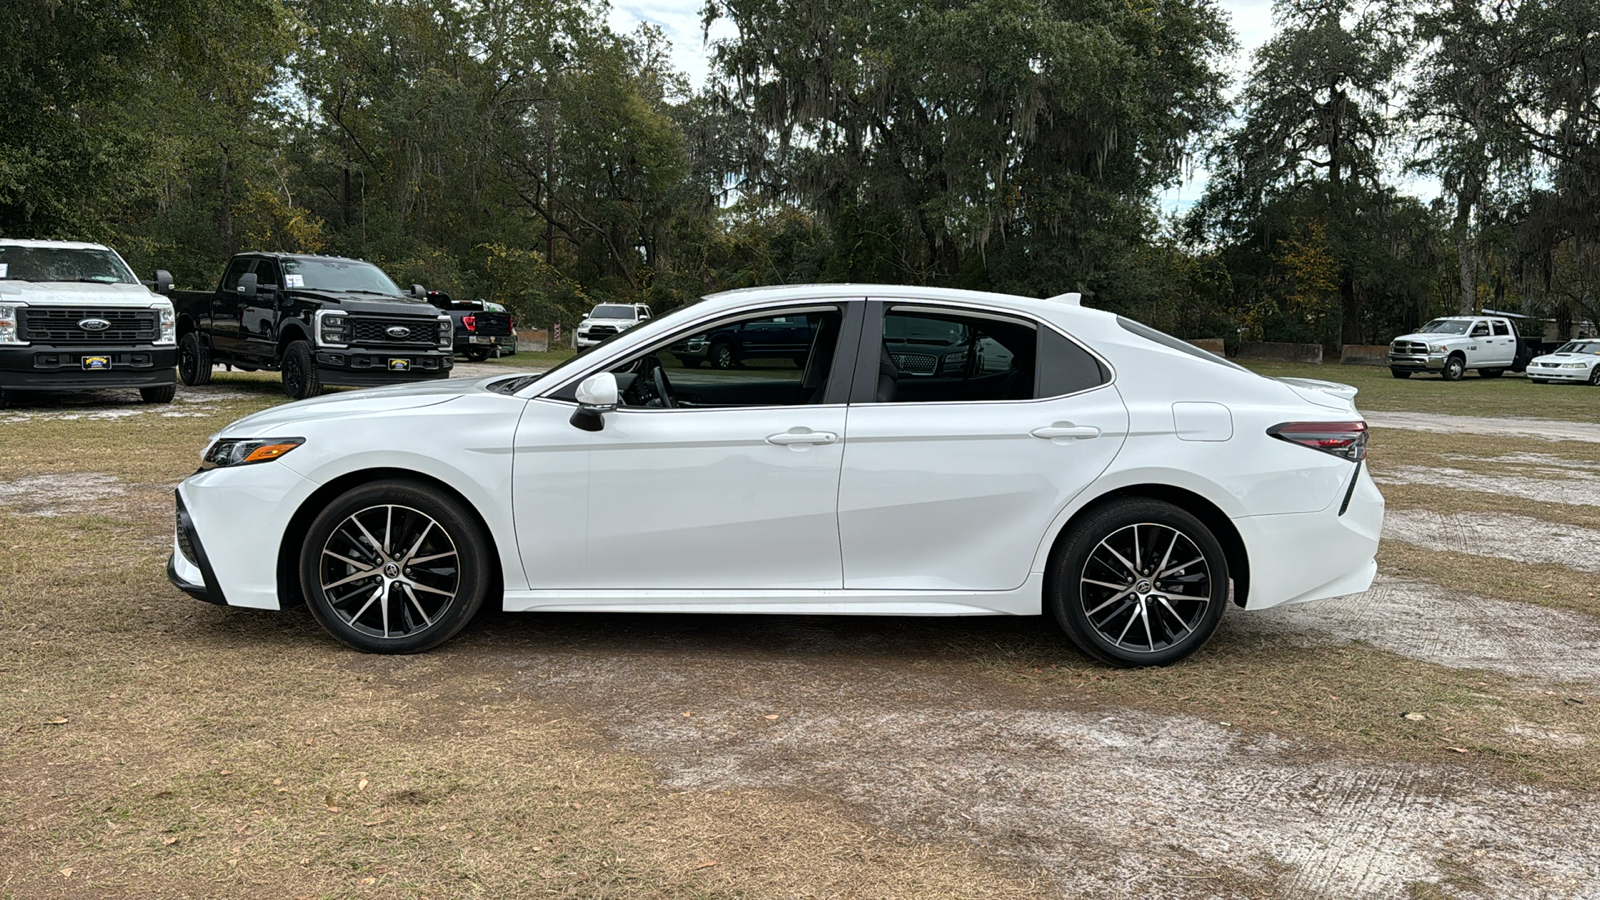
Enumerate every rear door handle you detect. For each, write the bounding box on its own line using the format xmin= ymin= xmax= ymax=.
xmin=1031 ymin=424 xmax=1101 ymax=440
xmin=766 ymin=429 xmax=838 ymax=446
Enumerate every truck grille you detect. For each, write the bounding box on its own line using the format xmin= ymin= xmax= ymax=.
xmin=1391 ymin=341 xmax=1429 ymax=355
xmin=891 ymin=352 xmax=938 ymax=375
xmin=585 ymin=325 xmax=619 ymax=338
xmin=349 ymin=319 xmax=441 ymax=346
xmin=19 ymin=308 xmax=158 ymax=344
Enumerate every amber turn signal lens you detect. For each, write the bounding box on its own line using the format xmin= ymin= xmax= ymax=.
xmin=242 ymin=443 xmax=300 ymax=463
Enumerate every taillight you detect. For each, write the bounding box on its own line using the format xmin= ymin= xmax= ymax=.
xmin=463 ymin=315 xmax=477 ymax=332
xmin=1268 ymin=421 xmax=1368 ymax=462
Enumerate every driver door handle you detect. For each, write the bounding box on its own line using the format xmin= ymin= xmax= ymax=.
xmin=1032 ymin=423 xmax=1100 ymax=440
xmin=766 ymin=429 xmax=838 ymax=446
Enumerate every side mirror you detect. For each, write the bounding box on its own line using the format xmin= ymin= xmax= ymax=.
xmin=237 ymin=272 xmax=258 ymax=299
xmin=154 ymin=269 xmax=173 ymax=295
xmin=411 ymin=284 xmax=426 ymax=299
xmin=570 ymin=372 xmax=619 ymax=432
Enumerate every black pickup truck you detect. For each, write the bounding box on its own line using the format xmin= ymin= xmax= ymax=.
xmin=171 ymin=253 xmax=453 ymax=399
xmin=425 ymin=291 xmax=515 ymax=361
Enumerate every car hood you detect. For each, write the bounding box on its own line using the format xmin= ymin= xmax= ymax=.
xmin=0 ymin=281 xmax=164 ymax=306
xmin=1391 ymin=332 xmax=1465 ymax=344
xmin=217 ymin=376 xmax=508 ymax=436
xmin=1532 ymin=352 xmax=1599 ymax=363
xmin=289 ymin=291 xmax=444 ymax=317
xmin=581 ymin=317 xmax=637 ymax=326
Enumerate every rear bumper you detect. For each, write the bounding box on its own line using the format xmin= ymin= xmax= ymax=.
xmin=1234 ymin=463 xmax=1384 ymax=610
xmin=0 ymin=345 xmax=177 ymax=390
xmin=314 ymin=349 xmax=452 ymax=386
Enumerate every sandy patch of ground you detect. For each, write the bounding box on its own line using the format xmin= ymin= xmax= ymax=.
xmin=1233 ymin=576 xmax=1600 ymax=690
xmin=1383 ymin=510 xmax=1600 ymax=574
xmin=0 ymin=384 xmax=252 ymax=423
xmin=0 ymin=473 xmax=126 ymax=516
xmin=1373 ymin=463 xmax=1600 ymax=507
xmin=1365 ymin=411 xmax=1600 ymax=443
xmin=505 ymin=652 xmax=1599 ymax=900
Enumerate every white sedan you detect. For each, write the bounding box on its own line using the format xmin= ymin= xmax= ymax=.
xmin=167 ymin=285 xmax=1384 ymax=666
xmin=1527 ymin=340 xmax=1600 ymax=385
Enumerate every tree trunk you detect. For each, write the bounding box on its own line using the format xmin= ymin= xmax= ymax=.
xmin=1339 ymin=271 xmax=1362 ymax=346
xmin=1454 ymin=189 xmax=1475 ymax=314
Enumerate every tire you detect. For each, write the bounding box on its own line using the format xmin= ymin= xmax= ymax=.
xmin=281 ymin=339 xmax=321 ymax=400
xmin=178 ymin=332 xmax=212 ymax=386
xmin=1440 ymin=355 xmax=1465 ymax=381
xmin=300 ymin=479 xmax=490 ymax=654
xmin=710 ymin=341 xmax=736 ymax=369
xmin=140 ymin=384 xmax=176 ymax=404
xmin=1589 ymin=367 xmax=1600 ymax=386
xmin=1531 ymin=378 xmax=1549 ymax=384
xmin=1390 ymin=368 xmax=1411 ymax=379
xmin=1479 ymin=367 xmax=1504 ymax=378
xmin=465 ymin=347 xmax=493 ymax=362
xmin=1048 ymin=498 xmax=1229 ymax=667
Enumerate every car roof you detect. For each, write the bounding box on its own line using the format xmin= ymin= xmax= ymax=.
xmin=243 ymin=252 xmax=373 ymax=265
xmin=0 ymin=239 xmax=114 ymax=251
xmin=701 ymin=283 xmax=1116 ymax=329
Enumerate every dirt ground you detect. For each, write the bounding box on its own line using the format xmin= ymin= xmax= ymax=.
xmin=2 ymin=367 xmax=1599 ymax=899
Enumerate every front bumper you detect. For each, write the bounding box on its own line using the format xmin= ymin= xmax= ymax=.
xmin=1386 ymin=352 xmax=1445 ymax=371
xmin=1233 ymin=462 xmax=1384 ymax=610
xmin=0 ymin=344 xmax=178 ymax=390
xmin=170 ymin=463 xmax=322 ymax=610
xmin=314 ymin=348 xmax=452 ymax=386
xmin=1526 ymin=365 xmax=1592 ymax=382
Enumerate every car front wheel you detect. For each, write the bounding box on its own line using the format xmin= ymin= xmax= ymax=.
xmin=1390 ymin=368 xmax=1411 ymax=379
xmin=178 ymin=332 xmax=212 ymax=386
xmin=1441 ymin=355 xmax=1465 ymax=381
xmin=1048 ymin=498 xmax=1229 ymax=667
xmin=281 ymin=340 xmax=321 ymax=400
xmin=1589 ymin=367 xmax=1600 ymax=386
xmin=300 ymin=480 xmax=490 ymax=653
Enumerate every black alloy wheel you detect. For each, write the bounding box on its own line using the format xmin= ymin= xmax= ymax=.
xmin=178 ymin=332 xmax=212 ymax=386
xmin=281 ymin=340 xmax=322 ymax=400
xmin=1049 ymin=498 xmax=1229 ymax=667
xmin=711 ymin=342 xmax=736 ymax=369
xmin=300 ymin=479 xmax=490 ymax=653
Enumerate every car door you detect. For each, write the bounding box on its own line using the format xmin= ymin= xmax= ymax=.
xmin=210 ymin=257 xmax=252 ymax=356
xmin=241 ymin=259 xmax=282 ymax=361
xmin=836 ymin=301 xmax=1129 ymax=591
xmin=512 ymin=300 xmax=863 ymax=591
xmin=1466 ymin=320 xmax=1492 ymax=366
xmin=1489 ymin=319 xmax=1516 ymax=365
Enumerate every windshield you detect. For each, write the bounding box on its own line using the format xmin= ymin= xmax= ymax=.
xmin=1557 ymin=341 xmax=1600 ymax=354
xmin=1418 ymin=319 xmax=1471 ymax=335
xmin=591 ymin=305 xmax=637 ymax=320
xmin=0 ymin=246 xmax=138 ymax=284
xmin=281 ymin=258 xmax=403 ymax=295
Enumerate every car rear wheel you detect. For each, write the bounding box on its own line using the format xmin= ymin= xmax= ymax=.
xmin=1531 ymin=378 xmax=1549 ymax=384
xmin=1048 ymin=499 xmax=1228 ymax=667
xmin=281 ymin=340 xmax=322 ymax=400
xmin=1390 ymin=368 xmax=1410 ymax=379
xmin=300 ymin=480 xmax=490 ymax=654
xmin=178 ymin=332 xmax=212 ymax=386
xmin=1589 ymin=367 xmax=1600 ymax=386
xmin=1479 ymin=367 xmax=1504 ymax=378
xmin=465 ymin=347 xmax=493 ymax=362
xmin=1440 ymin=355 xmax=1465 ymax=381
xmin=711 ymin=341 xmax=736 ymax=369
xmin=140 ymin=384 xmax=176 ymax=403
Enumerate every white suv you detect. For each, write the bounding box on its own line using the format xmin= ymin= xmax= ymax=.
xmin=575 ymin=303 xmax=651 ymax=349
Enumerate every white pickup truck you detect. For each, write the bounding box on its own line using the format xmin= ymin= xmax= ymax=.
xmin=0 ymin=240 xmax=179 ymax=406
xmin=1387 ymin=315 xmax=1526 ymax=381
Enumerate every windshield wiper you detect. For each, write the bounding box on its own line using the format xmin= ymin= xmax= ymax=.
xmin=336 ymin=289 xmax=400 ymax=297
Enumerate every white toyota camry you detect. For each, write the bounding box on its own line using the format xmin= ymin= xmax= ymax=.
xmin=168 ymin=285 xmax=1384 ymax=666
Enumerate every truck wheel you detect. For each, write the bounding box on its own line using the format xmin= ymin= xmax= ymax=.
xmin=1390 ymin=368 xmax=1411 ymax=379
xmin=1441 ymin=355 xmax=1465 ymax=381
xmin=281 ymin=340 xmax=322 ymax=400
xmin=140 ymin=384 xmax=176 ymax=404
xmin=711 ymin=341 xmax=736 ymax=369
xmin=1589 ymin=367 xmax=1600 ymax=386
xmin=300 ymin=478 xmax=490 ymax=654
xmin=1479 ymin=368 xmax=1504 ymax=378
xmin=465 ymin=347 xmax=493 ymax=362
xmin=178 ymin=333 xmax=212 ymax=386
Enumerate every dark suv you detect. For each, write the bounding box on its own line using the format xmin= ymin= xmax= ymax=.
xmin=671 ymin=314 xmax=820 ymax=369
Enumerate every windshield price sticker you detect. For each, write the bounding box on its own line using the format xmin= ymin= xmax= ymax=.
xmin=285 ymin=274 xmax=305 ymax=288
xmin=0 ymin=264 xmax=7 ymax=278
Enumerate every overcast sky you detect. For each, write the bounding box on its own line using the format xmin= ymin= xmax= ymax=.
xmin=607 ymin=1 xmax=1283 ymax=210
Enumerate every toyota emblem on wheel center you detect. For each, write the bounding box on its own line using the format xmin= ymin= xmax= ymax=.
xmin=386 ymin=325 xmax=411 ymax=338
xmin=79 ymin=318 xmax=112 ymax=331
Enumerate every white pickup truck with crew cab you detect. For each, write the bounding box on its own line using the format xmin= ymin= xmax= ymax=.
xmin=0 ymin=239 xmax=179 ymax=406
xmin=1387 ymin=315 xmax=1525 ymax=381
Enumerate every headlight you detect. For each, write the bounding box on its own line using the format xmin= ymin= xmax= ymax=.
xmin=438 ymin=315 xmax=451 ymax=349
xmin=315 ymin=311 xmax=349 ymax=348
xmin=0 ymin=303 xmax=24 ymax=345
xmin=1562 ymin=363 xmax=1588 ymax=368
xmin=201 ymin=437 xmax=305 ymax=469
xmin=154 ymin=303 xmax=176 ymax=344
xmin=1430 ymin=344 xmax=1447 ymax=352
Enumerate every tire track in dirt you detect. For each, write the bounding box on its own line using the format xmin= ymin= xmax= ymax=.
xmin=496 ymin=640 xmax=1600 ymax=900
xmin=1364 ymin=411 xmax=1600 ymax=443
xmin=1232 ymin=577 xmax=1600 ymax=689
xmin=1383 ymin=510 xmax=1600 ymax=574
xmin=1373 ymin=464 xmax=1600 ymax=507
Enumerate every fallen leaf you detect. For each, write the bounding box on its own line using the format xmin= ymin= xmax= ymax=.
xmin=358 ymin=778 xmax=368 ymax=791
xmin=1447 ymin=747 xmax=1470 ymax=754
xmin=682 ymin=712 xmax=692 ymax=717
xmin=220 ymin=770 xmax=233 ymax=777
xmin=163 ymin=836 xmax=179 ymax=846
xmin=1402 ymin=712 xmax=1425 ymax=721
xmin=273 ymin=778 xmax=283 ymax=786
xmin=361 ymin=818 xmax=390 ymax=827
xmin=359 ymin=877 xmax=377 ymax=885
xmin=763 ymin=714 xmax=779 ymax=720
xmin=47 ymin=718 xmax=68 ymax=725
xmin=59 ymin=867 xmax=73 ymax=878
xmin=693 ymin=860 xmax=718 ymax=870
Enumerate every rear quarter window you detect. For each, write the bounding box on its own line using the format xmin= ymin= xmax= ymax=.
xmin=1037 ymin=327 xmax=1111 ymax=396
xmin=1116 ymin=317 xmax=1248 ymax=373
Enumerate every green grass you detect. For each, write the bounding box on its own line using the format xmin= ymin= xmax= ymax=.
xmin=1241 ymin=360 xmax=1600 ymax=422
xmin=473 ymin=348 xmax=576 ymax=368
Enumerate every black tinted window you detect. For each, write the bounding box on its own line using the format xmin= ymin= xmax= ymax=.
xmin=1492 ymin=320 xmax=1510 ymax=336
xmin=251 ymin=259 xmax=281 ymax=287
xmin=879 ymin=309 xmax=1036 ymax=403
xmin=1038 ymin=327 xmax=1110 ymax=396
xmin=1117 ymin=317 xmax=1247 ymax=372
xmin=221 ymin=258 xmax=252 ymax=291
